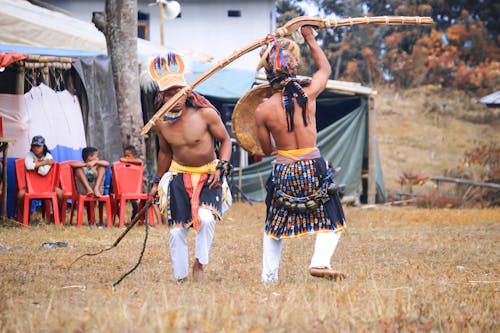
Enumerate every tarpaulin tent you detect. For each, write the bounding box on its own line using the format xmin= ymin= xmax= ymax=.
xmin=0 ymin=48 xmax=120 ymax=218
xmin=0 ymin=0 xmax=211 ymax=217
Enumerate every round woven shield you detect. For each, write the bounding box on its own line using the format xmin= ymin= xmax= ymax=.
xmin=231 ymin=84 xmax=273 ymax=155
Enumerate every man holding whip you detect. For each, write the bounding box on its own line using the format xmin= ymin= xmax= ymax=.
xmin=148 ymin=53 xmax=233 ymax=282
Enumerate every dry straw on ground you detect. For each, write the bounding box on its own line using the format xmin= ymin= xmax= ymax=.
xmin=0 ymin=202 xmax=499 ymax=332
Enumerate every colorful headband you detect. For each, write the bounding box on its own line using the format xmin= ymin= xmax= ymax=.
xmin=259 ymin=35 xmax=288 ymax=73
xmin=148 ymin=52 xmax=187 ymax=91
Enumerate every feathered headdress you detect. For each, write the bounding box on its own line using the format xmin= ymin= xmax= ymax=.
xmin=148 ymin=52 xmax=187 ymax=91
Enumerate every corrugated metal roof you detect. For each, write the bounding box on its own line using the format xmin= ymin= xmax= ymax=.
xmin=480 ymin=91 xmax=500 ymax=105
xmin=188 ymin=67 xmax=377 ymax=101
xmin=255 ymin=73 xmax=376 ymax=96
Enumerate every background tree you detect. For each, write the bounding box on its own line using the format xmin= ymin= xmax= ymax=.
xmin=280 ymin=0 xmax=499 ymax=94
xmin=94 ymin=0 xmax=145 ymax=157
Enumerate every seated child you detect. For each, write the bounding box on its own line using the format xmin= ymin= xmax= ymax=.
xmin=116 ymin=145 xmax=142 ymax=218
xmin=119 ymin=145 xmax=143 ymax=165
xmin=116 ymin=145 xmax=165 ymax=225
xmin=71 ymin=147 xmax=109 ymax=197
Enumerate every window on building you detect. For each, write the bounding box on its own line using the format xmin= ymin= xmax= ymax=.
xmin=138 ymin=11 xmax=150 ymax=40
xmin=228 ymin=10 xmax=241 ymax=17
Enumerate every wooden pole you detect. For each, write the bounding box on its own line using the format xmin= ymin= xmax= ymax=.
xmin=367 ymin=95 xmax=376 ymax=204
xmin=16 ymin=65 xmax=25 ymax=94
xmin=1 ymin=143 xmax=8 ymax=220
xmin=158 ymin=2 xmax=165 ymax=46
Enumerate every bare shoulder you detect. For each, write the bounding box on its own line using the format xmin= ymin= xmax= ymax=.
xmin=255 ymin=97 xmax=272 ymax=118
xmin=198 ymin=107 xmax=222 ymax=121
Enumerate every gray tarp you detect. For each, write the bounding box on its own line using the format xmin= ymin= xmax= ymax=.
xmin=233 ymin=98 xmax=386 ymax=202
xmin=73 ymin=56 xmax=122 ymax=162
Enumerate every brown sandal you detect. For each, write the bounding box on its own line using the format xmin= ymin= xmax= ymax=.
xmin=310 ymin=268 xmax=346 ymax=281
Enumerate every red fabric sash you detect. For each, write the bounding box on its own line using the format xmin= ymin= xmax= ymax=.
xmin=183 ymin=173 xmax=208 ymax=230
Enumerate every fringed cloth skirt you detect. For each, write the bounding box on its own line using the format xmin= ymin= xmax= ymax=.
xmin=265 ymin=148 xmax=346 ymax=239
xmin=158 ymin=160 xmax=232 ymax=230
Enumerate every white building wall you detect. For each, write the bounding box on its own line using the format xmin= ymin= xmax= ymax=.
xmin=40 ymin=0 xmax=276 ymax=70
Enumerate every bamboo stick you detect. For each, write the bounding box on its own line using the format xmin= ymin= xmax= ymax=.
xmin=141 ymin=15 xmax=434 ymax=136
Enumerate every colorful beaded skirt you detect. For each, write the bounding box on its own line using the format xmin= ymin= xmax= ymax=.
xmin=264 ymin=157 xmax=346 ymax=239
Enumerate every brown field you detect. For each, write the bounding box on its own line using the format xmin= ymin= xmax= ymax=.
xmin=1 ymin=85 xmax=498 ymax=332
xmin=375 ymin=85 xmax=500 ymax=196
xmin=1 ymin=203 xmax=499 ymax=332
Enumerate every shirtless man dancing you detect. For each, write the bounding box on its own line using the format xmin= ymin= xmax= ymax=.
xmin=255 ymin=27 xmax=347 ymax=283
xmin=148 ymin=53 xmax=232 ymax=282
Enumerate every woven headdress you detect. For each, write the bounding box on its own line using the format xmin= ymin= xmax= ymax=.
xmin=257 ymin=36 xmax=309 ymax=132
xmin=148 ymin=52 xmax=187 ymax=91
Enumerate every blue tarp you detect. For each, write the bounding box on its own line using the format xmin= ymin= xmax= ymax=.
xmin=186 ymin=62 xmax=257 ymax=100
xmin=0 ymin=44 xmax=104 ymax=58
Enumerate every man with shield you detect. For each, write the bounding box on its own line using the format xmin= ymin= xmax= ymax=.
xmin=253 ymin=27 xmax=347 ymax=283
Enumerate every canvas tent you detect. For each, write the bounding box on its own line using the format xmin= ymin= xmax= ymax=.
xmin=0 ymin=0 xmax=211 ymax=217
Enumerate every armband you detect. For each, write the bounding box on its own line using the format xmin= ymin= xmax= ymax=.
xmin=216 ymin=160 xmax=233 ymax=181
xmin=152 ymin=175 xmax=161 ymax=184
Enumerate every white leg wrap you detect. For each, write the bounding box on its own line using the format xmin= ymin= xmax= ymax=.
xmin=194 ymin=208 xmax=216 ymax=265
xmin=310 ymin=231 xmax=342 ymax=269
xmin=262 ymin=232 xmax=283 ymax=283
xmin=169 ymin=227 xmax=189 ymax=280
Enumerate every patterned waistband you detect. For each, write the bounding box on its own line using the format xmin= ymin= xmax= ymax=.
xmin=169 ymin=160 xmax=218 ymax=174
xmin=276 ymin=147 xmax=320 ymax=164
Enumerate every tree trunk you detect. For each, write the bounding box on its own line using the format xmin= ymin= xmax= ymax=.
xmin=104 ymin=0 xmax=145 ymax=157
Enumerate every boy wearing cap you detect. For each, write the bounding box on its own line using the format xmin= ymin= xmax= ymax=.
xmin=25 ymin=135 xmax=54 ymax=176
xmin=17 ymin=135 xmax=63 ymax=220
xmin=147 ymin=53 xmax=232 ymax=282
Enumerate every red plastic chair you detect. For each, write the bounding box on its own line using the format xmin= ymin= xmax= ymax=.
xmin=15 ymin=158 xmax=53 ymax=224
xmin=112 ymin=161 xmax=153 ymax=228
xmin=58 ymin=161 xmax=79 ymax=224
xmin=60 ymin=161 xmax=113 ymax=227
xmin=19 ymin=160 xmax=60 ymax=227
xmin=14 ymin=158 xmax=27 ymax=222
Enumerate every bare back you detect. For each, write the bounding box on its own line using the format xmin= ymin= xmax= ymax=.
xmin=256 ymin=91 xmax=318 ymax=151
xmin=254 ymin=27 xmax=331 ymax=156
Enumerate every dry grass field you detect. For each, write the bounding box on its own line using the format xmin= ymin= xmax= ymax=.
xmin=375 ymin=85 xmax=499 ymax=196
xmin=1 ymin=203 xmax=499 ymax=332
xmin=1 ymin=85 xmax=498 ymax=332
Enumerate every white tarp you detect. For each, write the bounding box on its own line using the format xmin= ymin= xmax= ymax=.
xmin=0 ymin=85 xmax=86 ymax=160
xmin=0 ymin=0 xmax=213 ymax=63
xmin=23 ymin=84 xmax=86 ymax=160
xmin=0 ymin=0 xmax=106 ymax=52
xmin=0 ymin=92 xmax=29 ymax=158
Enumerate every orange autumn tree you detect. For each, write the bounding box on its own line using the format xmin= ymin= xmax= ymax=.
xmin=385 ymin=10 xmax=500 ymax=93
xmin=292 ymin=0 xmax=500 ymax=93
